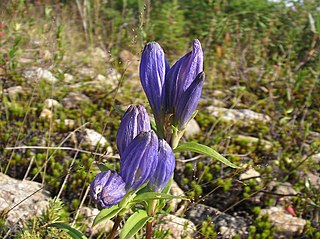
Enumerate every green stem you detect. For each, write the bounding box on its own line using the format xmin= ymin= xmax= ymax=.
xmin=108 ymin=215 xmax=122 ymax=239
xmin=146 ymin=200 xmax=157 ymax=239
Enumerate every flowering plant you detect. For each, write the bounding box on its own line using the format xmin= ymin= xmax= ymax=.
xmin=51 ymin=40 xmax=238 ymax=239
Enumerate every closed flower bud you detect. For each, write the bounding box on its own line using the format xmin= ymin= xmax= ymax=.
xmin=165 ymin=39 xmax=203 ymax=114
xmin=175 ymin=72 xmax=205 ymax=129
xmin=120 ymin=130 xmax=159 ymax=191
xmin=90 ymin=171 xmax=126 ymax=209
xmin=140 ymin=42 xmax=170 ymax=128
xmin=116 ymin=105 xmax=151 ymax=156
xmin=148 ymin=139 xmax=175 ymax=192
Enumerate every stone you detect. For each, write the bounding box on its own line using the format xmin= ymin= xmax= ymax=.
xmin=159 ymin=214 xmax=196 ymax=239
xmin=5 ymin=86 xmax=24 ymax=100
xmin=54 ymin=119 xmax=76 ymax=130
xmin=23 ymin=67 xmax=58 ymax=84
xmin=311 ymin=153 xmax=320 ymax=164
xmin=239 ymin=167 xmax=261 ymax=181
xmin=234 ymin=135 xmax=273 ymax=151
xmin=259 ymin=206 xmax=306 ymax=236
xmin=184 ymin=119 xmax=201 ymax=139
xmin=63 ymin=73 xmax=75 ymax=84
xmin=74 ymin=67 xmax=97 ymax=79
xmin=62 ymin=92 xmax=92 ymax=109
xmin=82 ymin=129 xmax=111 ymax=152
xmin=39 ymin=108 xmax=53 ymax=119
xmin=275 ymin=182 xmax=297 ymax=196
xmin=43 ymin=99 xmax=62 ymax=110
xmin=169 ymin=181 xmax=185 ymax=214
xmin=185 ymin=204 xmax=248 ymax=238
xmin=79 ymin=207 xmax=113 ymax=236
xmin=0 ymin=173 xmax=50 ymax=225
xmin=206 ymin=106 xmax=271 ymax=125
xmin=305 ymin=171 xmax=320 ymax=189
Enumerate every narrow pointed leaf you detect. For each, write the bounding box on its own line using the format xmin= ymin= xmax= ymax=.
xmin=174 ymin=142 xmax=239 ymax=168
xmin=120 ymin=210 xmax=151 ymax=239
xmin=92 ymin=205 xmax=122 ymax=227
xmin=49 ymin=223 xmax=88 ymax=239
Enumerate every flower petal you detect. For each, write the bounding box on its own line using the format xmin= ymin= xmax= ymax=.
xmin=175 ymin=72 xmax=205 ymax=129
xmin=140 ymin=42 xmax=169 ymax=118
xmin=90 ymin=171 xmax=126 ymax=209
xmin=116 ymin=105 xmax=151 ymax=156
xmin=165 ymin=39 xmax=203 ymax=113
xmin=120 ymin=130 xmax=159 ymax=191
xmin=148 ymin=139 xmax=175 ymax=192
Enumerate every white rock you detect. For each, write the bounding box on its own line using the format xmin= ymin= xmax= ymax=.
xmin=234 ymin=135 xmax=273 ymax=151
xmin=259 ymin=206 xmax=306 ymax=236
xmin=39 ymin=108 xmax=53 ymax=119
xmin=0 ymin=173 xmax=50 ymax=225
xmin=206 ymin=106 xmax=271 ymax=125
xmin=23 ymin=67 xmax=58 ymax=83
xmin=83 ymin=129 xmax=108 ymax=148
xmin=169 ymin=181 xmax=185 ymax=214
xmin=63 ymin=73 xmax=75 ymax=83
xmin=239 ymin=167 xmax=261 ymax=180
xmin=5 ymin=86 xmax=24 ymax=100
xmin=159 ymin=214 xmax=196 ymax=239
xmin=184 ymin=119 xmax=201 ymax=139
xmin=43 ymin=99 xmax=62 ymax=110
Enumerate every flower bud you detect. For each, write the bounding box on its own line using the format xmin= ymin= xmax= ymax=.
xmin=90 ymin=171 xmax=126 ymax=209
xmin=148 ymin=139 xmax=175 ymax=192
xmin=140 ymin=42 xmax=170 ymax=127
xmin=175 ymin=72 xmax=205 ymax=129
xmin=116 ymin=105 xmax=151 ymax=156
xmin=120 ymin=130 xmax=159 ymax=191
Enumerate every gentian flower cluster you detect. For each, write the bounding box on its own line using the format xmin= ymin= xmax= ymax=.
xmin=91 ymin=105 xmax=175 ymax=208
xmin=140 ymin=39 xmax=204 ymax=145
xmin=90 ymin=40 xmax=204 ymax=209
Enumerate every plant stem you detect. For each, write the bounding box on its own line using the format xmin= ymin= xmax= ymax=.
xmin=146 ymin=221 xmax=153 ymax=239
xmin=108 ymin=215 xmax=122 ymax=239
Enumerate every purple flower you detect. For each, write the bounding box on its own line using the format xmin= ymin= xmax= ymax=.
xmin=120 ymin=130 xmax=159 ymax=191
xmin=175 ymin=72 xmax=205 ymax=128
xmin=148 ymin=139 xmax=175 ymax=192
xmin=165 ymin=39 xmax=203 ymax=114
xmin=90 ymin=171 xmax=126 ymax=209
xmin=140 ymin=39 xmax=204 ymax=133
xmin=140 ymin=42 xmax=170 ymax=125
xmin=116 ymin=105 xmax=151 ymax=156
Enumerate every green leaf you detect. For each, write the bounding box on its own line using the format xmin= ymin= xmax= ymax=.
xmin=174 ymin=142 xmax=239 ymax=168
xmin=120 ymin=210 xmax=151 ymax=239
xmin=93 ymin=205 xmax=122 ymax=227
xmin=132 ymin=192 xmax=186 ymax=204
xmin=49 ymin=223 xmax=88 ymax=239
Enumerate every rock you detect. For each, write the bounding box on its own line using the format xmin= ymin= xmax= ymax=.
xmin=54 ymin=119 xmax=76 ymax=130
xmin=62 ymin=92 xmax=92 ymax=109
xmin=74 ymin=67 xmax=97 ymax=79
xmin=234 ymin=135 xmax=273 ymax=151
xmin=184 ymin=119 xmax=201 ymax=139
xmin=0 ymin=173 xmax=50 ymax=225
xmin=311 ymin=153 xmax=320 ymax=164
xmin=63 ymin=73 xmax=75 ymax=84
xmin=159 ymin=214 xmax=196 ymax=239
xmin=305 ymin=171 xmax=320 ymax=189
xmin=206 ymin=106 xmax=271 ymax=125
xmin=259 ymin=206 xmax=306 ymax=236
xmin=82 ymin=129 xmax=112 ymax=153
xmin=239 ymin=167 xmax=261 ymax=181
xmin=5 ymin=86 xmax=24 ymax=100
xmin=185 ymin=204 xmax=248 ymax=238
xmin=43 ymin=99 xmax=62 ymax=110
xmin=169 ymin=181 xmax=185 ymax=214
xmin=23 ymin=67 xmax=58 ymax=83
xmin=79 ymin=207 xmax=113 ymax=236
xmin=39 ymin=108 xmax=53 ymax=119
xmin=274 ymin=182 xmax=297 ymax=196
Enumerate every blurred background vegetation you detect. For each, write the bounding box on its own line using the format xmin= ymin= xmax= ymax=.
xmin=0 ymin=0 xmax=319 ymax=238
